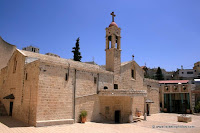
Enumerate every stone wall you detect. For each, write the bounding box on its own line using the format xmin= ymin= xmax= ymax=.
xmin=132 ymin=96 xmax=145 ymax=116
xmin=36 ymin=62 xmax=74 ymax=125
xmin=75 ymin=69 xmax=114 ymax=123
xmin=23 ymin=60 xmax=40 ymax=125
xmin=75 ymin=95 xmax=100 ymax=122
xmin=144 ymin=78 xmax=160 ymax=114
xmin=98 ymin=73 xmax=113 ymax=90
xmin=0 ymin=50 xmax=39 ymax=125
xmin=76 ymin=70 xmax=98 ymax=97
xmin=121 ymin=61 xmax=144 ymax=90
xmin=99 ymin=96 xmax=131 ymax=123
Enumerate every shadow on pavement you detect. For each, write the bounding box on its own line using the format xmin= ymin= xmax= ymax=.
xmin=0 ymin=116 xmax=30 ymax=128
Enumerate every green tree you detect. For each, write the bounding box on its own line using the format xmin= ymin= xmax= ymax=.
xmin=72 ymin=37 xmax=82 ymax=61
xmin=155 ymin=67 xmax=164 ymax=80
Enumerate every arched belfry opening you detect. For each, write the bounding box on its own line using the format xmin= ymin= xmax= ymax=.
xmin=108 ymin=35 xmax=112 ymax=49
xmin=105 ymin=12 xmax=121 ymax=74
xmin=115 ymin=36 xmax=118 ymax=49
xmin=107 ymin=35 xmax=120 ymax=49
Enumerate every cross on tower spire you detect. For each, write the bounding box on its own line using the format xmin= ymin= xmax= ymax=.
xmin=110 ymin=12 xmax=116 ymax=22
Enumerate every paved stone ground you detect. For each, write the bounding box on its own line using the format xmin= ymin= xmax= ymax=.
xmin=0 ymin=113 xmax=199 ymax=133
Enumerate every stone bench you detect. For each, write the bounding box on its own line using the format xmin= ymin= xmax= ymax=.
xmin=177 ymin=115 xmax=192 ymax=123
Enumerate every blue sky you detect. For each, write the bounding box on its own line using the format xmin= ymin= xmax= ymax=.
xmin=0 ymin=0 xmax=200 ymax=71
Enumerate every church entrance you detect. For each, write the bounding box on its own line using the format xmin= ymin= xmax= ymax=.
xmin=147 ymin=104 xmax=150 ymax=116
xmin=9 ymin=102 xmax=13 ymax=116
xmin=114 ymin=110 xmax=120 ymax=123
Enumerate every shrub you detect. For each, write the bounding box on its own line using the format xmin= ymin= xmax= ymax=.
xmin=80 ymin=110 xmax=87 ymax=118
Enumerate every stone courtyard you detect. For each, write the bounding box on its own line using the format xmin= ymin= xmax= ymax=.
xmin=0 ymin=113 xmax=199 ymax=133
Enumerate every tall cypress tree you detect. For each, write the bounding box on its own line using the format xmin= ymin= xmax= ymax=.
xmin=72 ymin=37 xmax=82 ymax=61
xmin=155 ymin=67 xmax=164 ymax=80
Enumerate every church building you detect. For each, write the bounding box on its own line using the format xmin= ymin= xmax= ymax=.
xmin=0 ymin=12 xmax=159 ymax=126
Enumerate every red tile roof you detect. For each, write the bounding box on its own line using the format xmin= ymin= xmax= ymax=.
xmin=109 ymin=22 xmax=118 ymax=27
xmin=159 ymin=80 xmax=189 ymax=84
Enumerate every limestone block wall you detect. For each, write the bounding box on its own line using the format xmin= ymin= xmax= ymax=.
xmin=36 ymin=62 xmax=73 ymax=122
xmin=132 ymin=96 xmax=145 ymax=116
xmin=144 ymin=78 xmax=160 ymax=114
xmin=76 ymin=70 xmax=98 ymax=97
xmin=1 ymin=51 xmax=25 ymax=120
xmin=106 ymin=49 xmax=114 ymax=72
xmin=75 ymin=69 xmax=114 ymax=122
xmin=121 ymin=61 xmax=144 ymax=90
xmin=98 ymin=73 xmax=113 ymax=90
xmin=75 ymin=95 xmax=100 ymax=122
xmin=0 ymin=50 xmax=39 ymax=125
xmin=147 ymin=89 xmax=160 ymax=114
xmin=0 ymin=37 xmax=16 ymax=70
xmin=23 ymin=60 xmax=40 ymax=125
xmin=99 ymin=96 xmax=131 ymax=123
xmin=0 ymin=67 xmax=8 ymax=101
xmin=113 ymin=49 xmax=121 ymax=75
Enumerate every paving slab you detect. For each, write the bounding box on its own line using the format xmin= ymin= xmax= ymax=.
xmin=0 ymin=113 xmax=199 ymax=133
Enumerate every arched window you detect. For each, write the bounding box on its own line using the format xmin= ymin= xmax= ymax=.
xmin=104 ymin=86 xmax=108 ymax=89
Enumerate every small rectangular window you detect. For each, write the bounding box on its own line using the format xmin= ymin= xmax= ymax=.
xmin=65 ymin=73 xmax=68 ymax=81
xmin=114 ymin=84 xmax=118 ymax=89
xmin=13 ymin=58 xmax=17 ymax=73
xmin=25 ymin=73 xmax=28 ymax=80
xmin=187 ymin=72 xmax=193 ymax=74
xmin=131 ymin=69 xmax=134 ymax=78
xmin=94 ymin=77 xmax=97 ymax=84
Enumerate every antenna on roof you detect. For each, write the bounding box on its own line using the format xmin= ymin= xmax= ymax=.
xmin=92 ymin=56 xmax=94 ymax=62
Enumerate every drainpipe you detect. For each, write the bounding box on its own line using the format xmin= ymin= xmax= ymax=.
xmin=73 ymin=69 xmax=77 ymax=123
xmin=97 ymin=73 xmax=99 ymax=94
xmin=144 ymin=96 xmax=147 ymax=121
xmin=28 ymin=83 xmax=32 ymax=124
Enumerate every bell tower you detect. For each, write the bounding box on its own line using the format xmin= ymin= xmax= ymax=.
xmin=105 ymin=12 xmax=121 ymax=75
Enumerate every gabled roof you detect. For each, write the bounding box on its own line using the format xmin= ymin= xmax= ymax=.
xmin=121 ymin=61 xmax=132 ymax=66
xmin=159 ymin=80 xmax=189 ymax=84
xmin=17 ymin=49 xmax=112 ymax=74
xmin=3 ymin=94 xmax=15 ymax=99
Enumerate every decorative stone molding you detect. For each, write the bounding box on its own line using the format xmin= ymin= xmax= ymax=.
xmin=99 ymin=90 xmax=147 ymax=96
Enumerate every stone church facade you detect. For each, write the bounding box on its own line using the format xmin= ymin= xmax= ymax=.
xmin=0 ymin=13 xmax=159 ymax=126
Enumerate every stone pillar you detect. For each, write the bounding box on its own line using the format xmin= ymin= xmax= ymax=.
xmin=169 ymin=94 xmax=172 ymax=112
xmin=117 ymin=36 xmax=121 ymax=49
xmin=106 ymin=37 xmax=109 ymax=49
xmin=189 ymin=91 xmax=193 ymax=113
xmin=162 ymin=90 xmax=164 ymax=111
xmin=130 ymin=97 xmax=133 ymax=113
xmin=111 ymin=34 xmax=115 ymax=48
xmin=144 ymin=97 xmax=146 ymax=115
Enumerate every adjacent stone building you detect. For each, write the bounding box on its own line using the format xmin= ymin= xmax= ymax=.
xmin=0 ymin=12 xmax=160 ymax=126
xmin=159 ymin=80 xmax=195 ymax=113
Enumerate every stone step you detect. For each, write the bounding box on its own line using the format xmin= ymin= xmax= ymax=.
xmin=132 ymin=117 xmax=143 ymax=122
